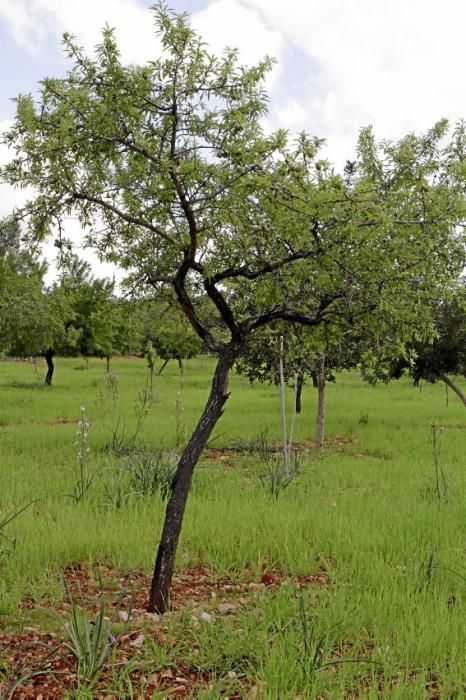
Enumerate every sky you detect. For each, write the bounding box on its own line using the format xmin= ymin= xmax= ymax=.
xmin=1 ymin=0 xmax=466 ymax=282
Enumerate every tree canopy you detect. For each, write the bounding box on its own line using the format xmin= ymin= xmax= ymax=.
xmin=2 ymin=3 xmax=466 ymax=611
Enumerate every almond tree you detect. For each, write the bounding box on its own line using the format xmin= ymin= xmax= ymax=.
xmin=2 ymin=5 xmax=466 ymax=612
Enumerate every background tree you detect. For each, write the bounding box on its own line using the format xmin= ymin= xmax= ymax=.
xmin=236 ymin=323 xmax=363 ymax=447
xmin=120 ymin=294 xmax=203 ymax=371
xmin=3 ymin=5 xmax=466 ymax=612
xmin=54 ymin=254 xmax=118 ymax=370
xmin=0 ymin=217 xmax=68 ymax=383
xmin=375 ymin=292 xmax=466 ymax=407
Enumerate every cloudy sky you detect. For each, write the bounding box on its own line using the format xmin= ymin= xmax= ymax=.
xmin=1 ymin=0 xmax=466 ymax=280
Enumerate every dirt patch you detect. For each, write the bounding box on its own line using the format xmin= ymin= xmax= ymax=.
xmin=49 ymin=416 xmax=77 ymax=425
xmin=4 ymin=563 xmax=329 ymax=699
xmin=56 ymin=562 xmax=329 ymax=615
xmin=203 ymin=436 xmax=357 ymax=463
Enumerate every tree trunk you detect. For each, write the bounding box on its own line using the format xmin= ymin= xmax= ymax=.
xmin=44 ymin=349 xmax=54 ymax=386
xmin=148 ymin=344 xmax=239 ymax=613
xmin=438 ymin=372 xmax=466 ymax=408
xmin=106 ymin=356 xmax=110 ymax=374
xmin=315 ymin=354 xmax=326 ymax=448
xmin=178 ymin=357 xmax=184 ymax=375
xmin=278 ymin=336 xmax=290 ymax=475
xmin=295 ymin=371 xmax=304 ymax=414
xmin=158 ymin=358 xmax=170 ymax=376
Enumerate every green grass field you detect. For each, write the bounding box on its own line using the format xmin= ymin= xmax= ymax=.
xmin=1 ymin=355 xmax=466 ymax=698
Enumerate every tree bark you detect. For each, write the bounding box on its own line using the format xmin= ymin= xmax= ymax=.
xmin=106 ymin=356 xmax=110 ymax=374
xmin=315 ymin=354 xmax=326 ymax=448
xmin=295 ymin=371 xmax=304 ymax=414
xmin=148 ymin=344 xmax=240 ymax=613
xmin=44 ymin=349 xmax=54 ymax=386
xmin=438 ymin=372 xmax=466 ymax=408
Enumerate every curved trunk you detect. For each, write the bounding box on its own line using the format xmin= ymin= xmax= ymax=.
xmin=148 ymin=344 xmax=240 ymax=613
xmin=438 ymin=372 xmax=466 ymax=408
xmin=44 ymin=349 xmax=54 ymax=386
xmin=315 ymin=354 xmax=326 ymax=449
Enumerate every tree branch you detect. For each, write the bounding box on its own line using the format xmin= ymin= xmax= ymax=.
xmin=71 ymin=192 xmax=175 ymax=245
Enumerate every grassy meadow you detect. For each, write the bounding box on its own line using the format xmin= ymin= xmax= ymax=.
xmin=1 ymin=355 xmax=466 ymax=697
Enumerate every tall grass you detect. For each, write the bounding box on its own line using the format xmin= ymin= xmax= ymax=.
xmin=2 ymin=356 xmax=466 ymax=695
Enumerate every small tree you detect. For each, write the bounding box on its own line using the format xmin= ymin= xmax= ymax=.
xmin=3 ymin=5 xmax=466 ymax=612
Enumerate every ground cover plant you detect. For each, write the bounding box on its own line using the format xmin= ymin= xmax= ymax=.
xmin=2 ymin=356 xmax=466 ymax=696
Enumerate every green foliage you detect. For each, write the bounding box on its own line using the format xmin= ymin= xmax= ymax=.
xmin=3 ymin=3 xmax=464 ymax=355
xmin=53 ymin=254 xmax=117 ymax=360
xmin=0 ymin=236 xmax=65 ymax=358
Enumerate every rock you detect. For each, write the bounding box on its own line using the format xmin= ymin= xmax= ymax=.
xmin=227 ymin=671 xmax=237 ymax=679
xmin=218 ymin=602 xmax=238 ymax=614
xmin=130 ymin=633 xmax=145 ymax=648
xmin=118 ymin=610 xmax=131 ymax=622
xmin=144 ymin=612 xmax=160 ymax=622
xmin=199 ymin=611 xmax=213 ymax=624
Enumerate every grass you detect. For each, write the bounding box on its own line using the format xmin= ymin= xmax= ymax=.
xmin=1 ymin=355 xmax=466 ymax=696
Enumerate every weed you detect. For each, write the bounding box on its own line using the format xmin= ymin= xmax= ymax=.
xmin=104 ymin=377 xmax=154 ymax=454
xmin=68 ymin=406 xmax=95 ymax=502
xmin=106 ymin=372 xmax=119 ymax=403
xmin=421 ymin=422 xmax=448 ymax=502
xmin=261 ymin=457 xmax=299 ymax=499
xmin=0 ymin=649 xmax=58 ymax=700
xmin=54 ymin=587 xmax=133 ymax=683
xmin=231 ymin=428 xmax=272 ymax=462
xmin=173 ymin=392 xmax=185 ymax=450
xmin=126 ymin=449 xmax=178 ymax=500
xmin=0 ymin=501 xmax=33 ymax=547
xmin=296 ymin=596 xmax=373 ymax=683
xmin=417 ymin=551 xmax=436 ymax=591
xmin=101 ymin=466 xmax=132 ymax=510
xmin=358 ymin=412 xmax=369 ymax=426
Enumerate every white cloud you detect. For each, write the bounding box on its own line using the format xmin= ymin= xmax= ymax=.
xmin=239 ymin=0 xmax=466 ymax=162
xmin=0 ymin=0 xmax=160 ymax=63
xmin=191 ymin=0 xmax=283 ymax=87
xmin=0 ymin=0 xmax=43 ymax=51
